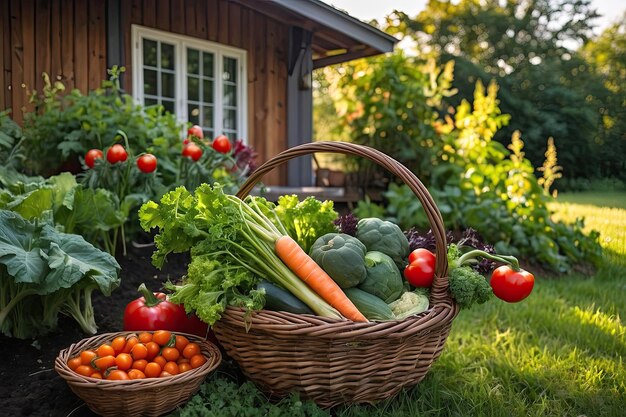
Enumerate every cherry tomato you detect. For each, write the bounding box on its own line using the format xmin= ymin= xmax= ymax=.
xmin=96 ymin=344 xmax=115 ymax=357
xmin=178 ymin=362 xmax=192 ymax=373
xmin=145 ymin=341 xmax=160 ymax=361
xmin=152 ymin=330 xmax=173 ymax=347
xmin=115 ymin=353 xmax=133 ymax=371
xmin=84 ymin=149 xmax=103 ymax=168
xmin=404 ymin=249 xmax=436 ymax=287
xmin=163 ymin=361 xmax=179 ymax=375
xmin=111 ymin=336 xmax=127 ymax=354
xmin=490 ymin=265 xmax=535 ymax=303
xmin=144 ymin=362 xmax=162 ymax=378
xmin=93 ymin=355 xmax=116 ymax=371
xmin=182 ymin=143 xmax=203 ymax=161
xmin=127 ymin=369 xmax=146 ymax=380
xmin=212 ymin=135 xmax=232 ymax=153
xmin=138 ymin=332 xmax=153 ymax=344
xmin=187 ymin=125 xmax=204 ymax=139
xmin=106 ymin=144 xmax=128 ymax=164
xmin=80 ymin=350 xmax=97 ymax=366
xmin=122 ymin=336 xmax=139 ymax=354
xmin=90 ymin=372 xmax=103 ymax=379
xmin=131 ymin=343 xmax=148 ymax=360
xmin=106 ymin=370 xmax=130 ymax=380
xmin=67 ymin=357 xmax=82 ymax=371
xmin=75 ymin=365 xmax=94 ymax=377
xmin=161 ymin=347 xmax=180 ymax=362
xmin=182 ymin=342 xmax=200 ymax=359
xmin=159 ymin=371 xmax=173 ymax=378
xmin=131 ymin=359 xmax=148 ymax=372
xmin=174 ymin=335 xmax=189 ymax=352
xmin=152 ymin=356 xmax=167 ymax=368
xmin=190 ymin=354 xmax=207 ymax=369
xmin=136 ymin=153 xmax=157 ymax=173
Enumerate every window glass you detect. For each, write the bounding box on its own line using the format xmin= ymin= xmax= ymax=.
xmin=135 ymin=27 xmax=245 ymax=139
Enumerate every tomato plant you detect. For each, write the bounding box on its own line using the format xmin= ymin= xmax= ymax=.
xmin=187 ymin=125 xmax=204 ymax=139
xmin=404 ymin=248 xmax=436 ymax=287
xmin=490 ymin=265 xmax=535 ymax=302
xmin=106 ymin=144 xmax=128 ymax=164
xmin=84 ymin=149 xmax=103 ymax=168
xmin=212 ymin=135 xmax=232 ymax=153
xmin=182 ymin=143 xmax=203 ymax=161
xmin=137 ymin=153 xmax=157 ymax=173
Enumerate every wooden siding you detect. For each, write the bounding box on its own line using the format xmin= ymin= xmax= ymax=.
xmin=1 ymin=0 xmax=291 ymax=184
xmin=1 ymin=0 xmax=107 ymax=124
xmin=122 ymin=0 xmax=289 ymax=184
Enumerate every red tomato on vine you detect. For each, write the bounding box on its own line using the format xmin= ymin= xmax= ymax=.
xmin=84 ymin=149 xmax=103 ymax=168
xmin=107 ymin=144 xmax=128 ymax=164
xmin=490 ymin=265 xmax=534 ymax=303
xmin=212 ymin=135 xmax=232 ymax=153
xmin=137 ymin=154 xmax=157 ymax=173
xmin=182 ymin=143 xmax=203 ymax=161
xmin=187 ymin=125 xmax=204 ymax=139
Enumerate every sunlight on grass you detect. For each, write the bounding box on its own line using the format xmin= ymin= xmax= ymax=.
xmin=571 ymin=305 xmax=625 ymax=339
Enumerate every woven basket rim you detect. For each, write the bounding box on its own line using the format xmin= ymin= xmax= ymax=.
xmin=55 ymin=331 xmax=221 ymax=388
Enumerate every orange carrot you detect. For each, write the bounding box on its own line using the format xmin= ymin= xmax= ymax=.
xmin=275 ymin=235 xmax=368 ymax=322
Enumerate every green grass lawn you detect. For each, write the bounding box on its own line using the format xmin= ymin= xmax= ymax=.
xmin=335 ymin=192 xmax=626 ymax=417
xmin=174 ymin=192 xmax=625 ymax=417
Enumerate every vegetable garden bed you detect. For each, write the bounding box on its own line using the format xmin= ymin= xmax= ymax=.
xmin=0 ymin=242 xmax=190 ymax=417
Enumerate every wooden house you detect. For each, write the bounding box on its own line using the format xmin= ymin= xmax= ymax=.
xmin=0 ymin=0 xmax=396 ymax=185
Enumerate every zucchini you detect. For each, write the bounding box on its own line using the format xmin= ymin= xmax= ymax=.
xmin=344 ymin=287 xmax=396 ymax=321
xmin=257 ymin=281 xmax=314 ymax=315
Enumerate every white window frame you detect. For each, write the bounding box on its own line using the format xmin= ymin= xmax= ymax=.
xmin=131 ymin=25 xmax=248 ymax=141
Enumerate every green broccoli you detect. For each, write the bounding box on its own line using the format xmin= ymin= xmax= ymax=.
xmin=447 ymin=266 xmax=492 ymax=309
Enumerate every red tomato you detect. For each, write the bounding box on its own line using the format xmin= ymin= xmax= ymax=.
xmin=182 ymin=143 xmax=203 ymax=161
xmin=490 ymin=265 xmax=535 ymax=303
xmin=137 ymin=153 xmax=157 ymax=173
xmin=404 ymin=249 xmax=436 ymax=287
xmin=212 ymin=135 xmax=232 ymax=153
xmin=123 ymin=284 xmax=190 ymax=333
xmin=187 ymin=125 xmax=204 ymax=139
xmin=107 ymin=144 xmax=128 ymax=164
xmin=85 ymin=149 xmax=103 ymax=168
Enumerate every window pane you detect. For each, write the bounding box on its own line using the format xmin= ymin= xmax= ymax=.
xmin=203 ymin=53 xmax=214 ymax=78
xmin=143 ymin=39 xmax=157 ymax=67
xmin=223 ymin=109 xmax=236 ymax=130
xmin=223 ymin=57 xmax=237 ymax=83
xmin=202 ymin=105 xmax=214 ymax=128
xmin=188 ymin=76 xmax=199 ymax=101
xmin=162 ymin=99 xmax=175 ymax=114
xmin=203 ymin=79 xmax=214 ymax=103
xmin=223 ymin=84 xmax=236 ymax=106
xmin=144 ymin=97 xmax=158 ymax=107
xmin=188 ymin=104 xmax=200 ymax=124
xmin=161 ymin=72 xmax=175 ymax=98
xmin=144 ymin=69 xmax=157 ymax=95
xmin=187 ymin=48 xmax=199 ymax=75
xmin=161 ymin=43 xmax=175 ymax=70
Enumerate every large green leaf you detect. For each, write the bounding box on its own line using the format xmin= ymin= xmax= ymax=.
xmin=56 ymin=186 xmax=126 ymax=232
xmin=0 ymin=210 xmax=47 ymax=286
xmin=40 ymin=225 xmax=120 ymax=295
xmin=6 ymin=187 xmax=54 ymax=220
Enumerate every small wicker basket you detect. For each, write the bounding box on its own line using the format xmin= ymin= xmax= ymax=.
xmin=55 ymin=331 xmax=222 ymax=417
xmin=213 ymin=141 xmax=460 ymax=408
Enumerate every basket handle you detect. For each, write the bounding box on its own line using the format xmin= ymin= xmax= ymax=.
xmin=236 ymin=141 xmax=450 ymax=303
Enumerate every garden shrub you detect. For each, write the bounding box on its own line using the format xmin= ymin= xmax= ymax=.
xmin=347 ymin=71 xmax=602 ymax=272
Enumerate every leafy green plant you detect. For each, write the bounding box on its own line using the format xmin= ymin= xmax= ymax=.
xmin=355 ymin=81 xmax=602 ymax=272
xmin=0 ymin=172 xmax=127 ymax=256
xmin=0 ymin=210 xmax=120 ymax=339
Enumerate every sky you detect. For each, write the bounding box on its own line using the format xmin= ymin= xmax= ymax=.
xmin=323 ymin=0 xmax=625 ymax=36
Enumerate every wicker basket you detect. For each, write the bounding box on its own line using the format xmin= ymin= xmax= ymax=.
xmin=55 ymin=331 xmax=222 ymax=417
xmin=212 ymin=141 xmax=460 ymax=408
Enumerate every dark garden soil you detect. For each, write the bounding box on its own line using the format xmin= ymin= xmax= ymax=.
xmin=0 ymin=242 xmax=193 ymax=417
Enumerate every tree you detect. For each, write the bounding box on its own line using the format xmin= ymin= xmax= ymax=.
xmin=388 ymin=0 xmax=622 ymax=180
